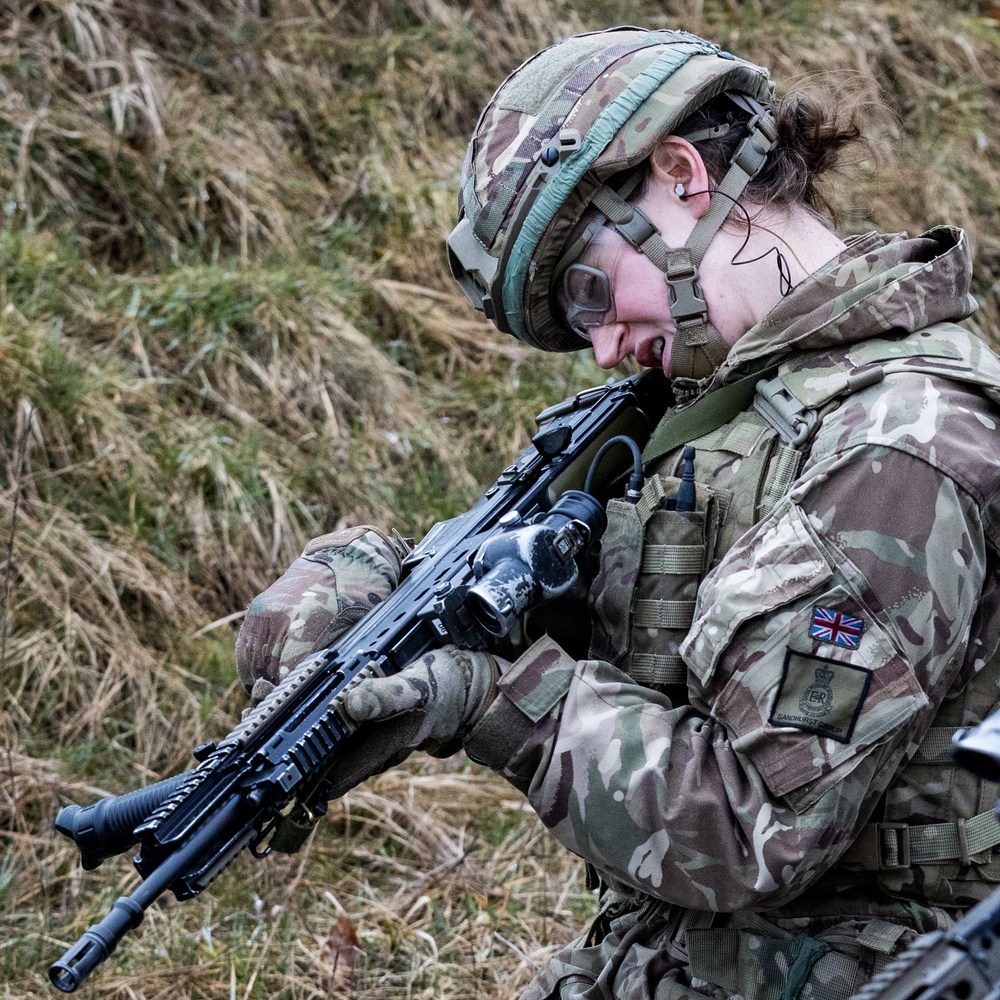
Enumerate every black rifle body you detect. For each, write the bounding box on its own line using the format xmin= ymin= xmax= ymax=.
xmin=50 ymin=371 xmax=669 ymax=992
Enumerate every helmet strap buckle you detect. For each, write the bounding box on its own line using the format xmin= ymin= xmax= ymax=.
xmin=731 ymin=113 xmax=779 ymax=177
xmin=664 ymin=255 xmax=709 ymax=329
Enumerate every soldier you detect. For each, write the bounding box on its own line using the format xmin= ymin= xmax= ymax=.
xmin=236 ymin=28 xmax=1000 ymax=1000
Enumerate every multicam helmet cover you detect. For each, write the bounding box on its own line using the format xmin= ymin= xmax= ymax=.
xmin=447 ymin=27 xmax=776 ymax=380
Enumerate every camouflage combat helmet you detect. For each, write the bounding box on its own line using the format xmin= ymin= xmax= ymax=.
xmin=446 ymin=27 xmax=777 ymax=382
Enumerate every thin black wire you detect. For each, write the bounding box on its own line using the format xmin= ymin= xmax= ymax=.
xmin=680 ymin=187 xmax=794 ymax=297
xmin=584 ymin=434 xmax=643 ymax=495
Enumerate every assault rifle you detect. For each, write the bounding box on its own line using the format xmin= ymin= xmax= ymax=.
xmin=847 ymin=718 xmax=1000 ymax=1000
xmin=49 ymin=370 xmax=669 ymax=992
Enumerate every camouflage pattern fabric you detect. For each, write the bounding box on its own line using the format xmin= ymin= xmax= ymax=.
xmin=235 ymin=525 xmax=410 ymax=705
xmin=462 ymin=225 xmax=1000 ymax=1000
xmin=455 ymin=28 xmax=772 ymax=351
xmin=343 ymin=646 xmax=501 ymax=758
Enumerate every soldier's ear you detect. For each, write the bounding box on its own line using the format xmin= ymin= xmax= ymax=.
xmin=648 ymin=136 xmax=711 ymax=219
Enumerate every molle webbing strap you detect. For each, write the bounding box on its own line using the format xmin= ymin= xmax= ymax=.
xmin=627 ymin=652 xmax=687 ymax=685
xmin=856 ymin=921 xmax=908 ymax=956
xmin=642 ymin=366 xmax=776 ymax=467
xmin=634 ymin=599 xmax=698 ymax=629
xmin=843 ymin=807 xmax=1000 ymax=871
xmin=910 ymin=726 xmax=964 ymax=763
xmin=633 ymin=469 xmax=671 ymax=522
xmin=757 ymin=442 xmax=805 ymax=520
xmin=503 ymin=41 xmax=717 ymax=339
xmin=641 ymin=543 xmax=704 ymax=574
xmin=593 ymin=473 xmax=698 ymax=687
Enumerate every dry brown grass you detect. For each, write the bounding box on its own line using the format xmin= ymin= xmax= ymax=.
xmin=4 ymin=761 xmax=590 ymax=999
xmin=2 ymin=0 xmax=1000 ymax=996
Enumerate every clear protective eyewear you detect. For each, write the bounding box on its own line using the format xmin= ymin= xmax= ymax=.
xmin=555 ymin=212 xmax=626 ymax=343
xmin=561 ymin=264 xmax=615 ymax=342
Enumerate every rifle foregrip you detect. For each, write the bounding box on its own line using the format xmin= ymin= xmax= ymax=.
xmin=49 ymin=897 xmax=145 ymax=993
xmin=55 ymin=774 xmax=187 ymax=869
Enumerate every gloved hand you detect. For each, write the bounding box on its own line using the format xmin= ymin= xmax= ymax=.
xmin=345 ymin=645 xmax=502 ymax=754
xmin=236 ymin=525 xmax=410 ymax=706
xmin=325 ymin=645 xmax=505 ymax=799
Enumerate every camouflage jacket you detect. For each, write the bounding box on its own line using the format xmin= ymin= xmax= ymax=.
xmin=464 ymin=226 xmax=1000 ymax=1000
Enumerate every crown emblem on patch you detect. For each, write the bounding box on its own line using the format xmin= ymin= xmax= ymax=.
xmin=799 ymin=666 xmax=835 ymax=718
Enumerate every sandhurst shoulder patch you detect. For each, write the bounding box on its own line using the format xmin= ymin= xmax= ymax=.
xmin=770 ymin=649 xmax=871 ymax=743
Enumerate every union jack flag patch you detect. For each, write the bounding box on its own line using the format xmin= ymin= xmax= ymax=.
xmin=811 ymin=607 xmax=865 ymax=649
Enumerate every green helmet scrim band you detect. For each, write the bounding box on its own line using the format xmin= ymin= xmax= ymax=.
xmin=500 ymin=39 xmax=718 ymax=339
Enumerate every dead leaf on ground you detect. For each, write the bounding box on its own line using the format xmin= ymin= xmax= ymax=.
xmin=319 ymin=914 xmax=363 ymax=988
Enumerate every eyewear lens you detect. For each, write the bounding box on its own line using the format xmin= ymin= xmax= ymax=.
xmin=562 ymin=264 xmax=614 ymax=342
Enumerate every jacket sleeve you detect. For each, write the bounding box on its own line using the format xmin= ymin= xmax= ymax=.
xmin=464 ymin=441 xmax=988 ymax=911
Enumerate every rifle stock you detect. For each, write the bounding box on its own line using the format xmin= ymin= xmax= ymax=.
xmin=49 ymin=370 xmax=669 ymax=992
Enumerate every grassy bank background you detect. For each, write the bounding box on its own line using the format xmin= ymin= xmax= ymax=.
xmin=2 ymin=1 xmax=999 ymax=997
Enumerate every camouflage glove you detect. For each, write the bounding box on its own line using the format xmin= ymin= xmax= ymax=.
xmin=343 ymin=646 xmax=503 ymax=758
xmin=236 ymin=525 xmax=410 ymax=706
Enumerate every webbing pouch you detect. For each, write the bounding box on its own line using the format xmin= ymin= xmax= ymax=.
xmin=589 ymin=473 xmax=723 ymax=687
xmin=685 ymin=926 xmax=869 ymax=1000
xmin=589 ymin=497 xmax=645 ymax=665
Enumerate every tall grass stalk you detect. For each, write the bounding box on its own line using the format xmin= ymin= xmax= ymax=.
xmin=1 ymin=401 xmax=33 ymax=709
xmin=1 ymin=1 xmax=999 ymax=997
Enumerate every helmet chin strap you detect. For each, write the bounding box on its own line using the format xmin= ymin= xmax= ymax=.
xmin=588 ymin=107 xmax=779 ymax=392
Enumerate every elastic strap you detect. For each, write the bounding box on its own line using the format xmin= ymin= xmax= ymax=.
xmin=783 ymin=936 xmax=832 ymax=1000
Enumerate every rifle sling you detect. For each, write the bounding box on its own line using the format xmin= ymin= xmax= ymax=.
xmin=642 ymin=367 xmax=777 ymax=468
